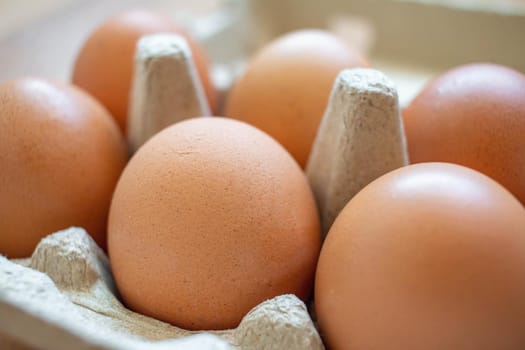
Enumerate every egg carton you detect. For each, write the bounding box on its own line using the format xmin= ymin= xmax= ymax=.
xmin=10 ymin=0 xmax=509 ymax=348
xmin=0 ymin=33 xmax=406 ymax=349
xmin=0 ymin=227 xmax=323 ymax=350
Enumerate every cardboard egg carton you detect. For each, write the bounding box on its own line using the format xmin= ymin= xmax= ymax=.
xmin=0 ymin=39 xmax=406 ymax=350
xmin=0 ymin=228 xmax=323 ymax=350
xmin=0 ymin=29 xmax=406 ymax=348
xmin=2 ymin=0 xmax=523 ymax=348
xmin=0 ymin=28 xmax=408 ymax=350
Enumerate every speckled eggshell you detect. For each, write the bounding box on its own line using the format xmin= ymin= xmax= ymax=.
xmin=108 ymin=117 xmax=321 ymax=331
xmin=225 ymin=29 xmax=368 ymax=168
xmin=0 ymin=78 xmax=127 ymax=258
xmin=403 ymin=63 xmax=525 ymax=205
xmin=315 ymin=163 xmax=525 ymax=350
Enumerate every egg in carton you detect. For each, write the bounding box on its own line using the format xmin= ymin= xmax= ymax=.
xmin=0 ymin=21 xmax=407 ymax=350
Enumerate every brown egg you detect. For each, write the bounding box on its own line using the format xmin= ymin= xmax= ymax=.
xmin=72 ymin=9 xmax=217 ymax=132
xmin=225 ymin=29 xmax=368 ymax=168
xmin=108 ymin=117 xmax=320 ymax=330
xmin=403 ymin=63 xmax=525 ymax=205
xmin=0 ymin=78 xmax=127 ymax=258
xmin=315 ymin=163 xmax=525 ymax=350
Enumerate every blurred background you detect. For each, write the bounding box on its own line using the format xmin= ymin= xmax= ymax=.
xmin=1 ymin=0 xmax=524 ymax=105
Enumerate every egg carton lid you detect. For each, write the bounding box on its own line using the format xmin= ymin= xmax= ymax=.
xmin=180 ymin=0 xmax=525 ymax=107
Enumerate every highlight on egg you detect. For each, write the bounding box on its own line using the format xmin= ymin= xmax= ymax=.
xmin=403 ymin=63 xmax=525 ymax=205
xmin=225 ymin=29 xmax=369 ymax=168
xmin=315 ymin=162 xmax=525 ymax=350
xmin=108 ymin=117 xmax=321 ymax=330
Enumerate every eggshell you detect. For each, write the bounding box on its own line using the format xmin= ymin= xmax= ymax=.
xmin=0 ymin=78 xmax=127 ymax=258
xmin=403 ymin=63 xmax=525 ymax=205
xmin=225 ymin=29 xmax=368 ymax=168
xmin=315 ymin=163 xmax=525 ymax=350
xmin=72 ymin=9 xmax=217 ymax=132
xmin=108 ymin=117 xmax=321 ymax=330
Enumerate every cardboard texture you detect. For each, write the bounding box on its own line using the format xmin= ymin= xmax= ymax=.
xmin=128 ymin=34 xmax=211 ymax=153
xmin=306 ymin=68 xmax=408 ymax=237
xmin=0 ymin=228 xmax=323 ymax=350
